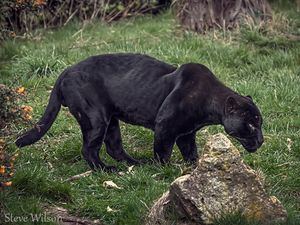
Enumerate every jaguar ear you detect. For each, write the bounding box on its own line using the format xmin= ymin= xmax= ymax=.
xmin=246 ymin=95 xmax=253 ymax=100
xmin=225 ymin=96 xmax=239 ymax=115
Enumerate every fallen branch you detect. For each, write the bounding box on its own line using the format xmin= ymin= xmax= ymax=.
xmin=45 ymin=206 xmax=101 ymax=225
xmin=64 ymin=170 xmax=93 ymax=182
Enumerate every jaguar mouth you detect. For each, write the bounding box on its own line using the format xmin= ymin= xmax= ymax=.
xmin=231 ymin=136 xmax=259 ymax=153
xmin=244 ymin=145 xmax=258 ymax=153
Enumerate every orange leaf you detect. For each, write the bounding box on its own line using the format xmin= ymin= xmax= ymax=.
xmin=16 ymin=0 xmax=25 ymax=4
xmin=3 ymin=181 xmax=12 ymax=187
xmin=23 ymin=114 xmax=32 ymax=120
xmin=0 ymin=166 xmax=5 ymax=174
xmin=10 ymin=157 xmax=16 ymax=162
xmin=21 ymin=105 xmax=33 ymax=113
xmin=12 ymin=153 xmax=19 ymax=158
xmin=16 ymin=86 xmax=25 ymax=94
xmin=33 ymin=0 xmax=46 ymax=6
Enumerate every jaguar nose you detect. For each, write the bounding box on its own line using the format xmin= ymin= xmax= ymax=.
xmin=257 ymin=133 xmax=264 ymax=146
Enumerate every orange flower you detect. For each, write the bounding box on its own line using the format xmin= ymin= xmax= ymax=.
xmin=0 ymin=166 xmax=5 ymax=174
xmin=22 ymin=105 xmax=33 ymax=113
xmin=2 ymin=181 xmax=12 ymax=187
xmin=16 ymin=86 xmax=25 ymax=94
xmin=10 ymin=157 xmax=17 ymax=162
xmin=16 ymin=0 xmax=25 ymax=5
xmin=23 ymin=114 xmax=32 ymax=121
xmin=33 ymin=0 xmax=46 ymax=6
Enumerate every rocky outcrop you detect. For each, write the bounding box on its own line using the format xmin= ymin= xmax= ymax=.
xmin=148 ymin=133 xmax=287 ymax=225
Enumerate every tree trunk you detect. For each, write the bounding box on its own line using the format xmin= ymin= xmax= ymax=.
xmin=173 ymin=0 xmax=272 ymax=32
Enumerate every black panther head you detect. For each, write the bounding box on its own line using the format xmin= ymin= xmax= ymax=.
xmin=223 ymin=95 xmax=264 ymax=152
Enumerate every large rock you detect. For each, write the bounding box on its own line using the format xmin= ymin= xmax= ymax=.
xmin=148 ymin=133 xmax=287 ymax=225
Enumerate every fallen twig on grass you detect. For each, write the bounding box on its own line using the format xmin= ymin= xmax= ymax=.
xmin=45 ymin=206 xmax=101 ymax=225
xmin=64 ymin=170 xmax=93 ymax=182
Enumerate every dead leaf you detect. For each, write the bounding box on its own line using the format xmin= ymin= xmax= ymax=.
xmin=16 ymin=86 xmax=25 ymax=94
xmin=0 ymin=166 xmax=5 ymax=174
xmin=287 ymin=138 xmax=292 ymax=151
xmin=107 ymin=206 xmax=118 ymax=213
xmin=23 ymin=114 xmax=32 ymax=121
xmin=21 ymin=105 xmax=33 ymax=113
xmin=127 ymin=165 xmax=134 ymax=173
xmin=103 ymin=180 xmax=122 ymax=189
xmin=3 ymin=181 xmax=12 ymax=187
xmin=118 ymin=171 xmax=125 ymax=176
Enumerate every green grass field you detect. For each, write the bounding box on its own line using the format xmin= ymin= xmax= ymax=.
xmin=1 ymin=4 xmax=300 ymax=225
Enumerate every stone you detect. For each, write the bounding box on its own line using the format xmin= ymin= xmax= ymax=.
xmin=147 ymin=133 xmax=287 ymax=225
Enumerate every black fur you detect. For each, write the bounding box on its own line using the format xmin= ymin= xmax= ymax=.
xmin=16 ymin=53 xmax=264 ymax=171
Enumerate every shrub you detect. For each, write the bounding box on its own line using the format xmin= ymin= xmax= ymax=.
xmin=0 ymin=142 xmax=18 ymax=191
xmin=0 ymin=0 xmax=168 ymax=39
xmin=0 ymin=84 xmax=32 ymax=191
xmin=0 ymin=84 xmax=32 ymax=131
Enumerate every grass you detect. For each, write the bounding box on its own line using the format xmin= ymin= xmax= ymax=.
xmin=1 ymin=5 xmax=300 ymax=225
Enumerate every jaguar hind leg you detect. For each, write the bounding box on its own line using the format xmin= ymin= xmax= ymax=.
xmin=105 ymin=118 xmax=140 ymax=165
xmin=73 ymin=110 xmax=116 ymax=172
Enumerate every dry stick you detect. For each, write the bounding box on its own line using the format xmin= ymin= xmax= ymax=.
xmin=43 ymin=11 xmax=47 ymax=29
xmin=91 ymin=0 xmax=97 ymax=20
xmin=123 ymin=1 xmax=136 ymax=17
xmin=64 ymin=8 xmax=79 ymax=26
xmin=48 ymin=1 xmax=67 ymax=26
xmin=64 ymin=170 xmax=93 ymax=182
xmin=23 ymin=12 xmax=28 ymax=33
xmin=107 ymin=9 xmax=122 ymax=23
xmin=140 ymin=5 xmax=160 ymax=14
xmin=93 ymin=7 xmax=102 ymax=21
xmin=69 ymin=0 xmax=74 ymax=18
xmin=45 ymin=206 xmax=100 ymax=225
xmin=220 ymin=0 xmax=224 ymax=26
xmin=101 ymin=0 xmax=109 ymax=22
